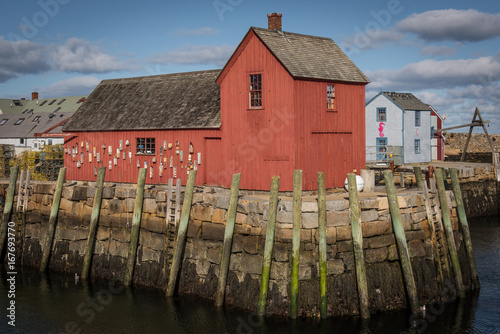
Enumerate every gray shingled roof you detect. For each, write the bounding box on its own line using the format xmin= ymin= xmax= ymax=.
xmin=0 ymin=112 xmax=73 ymax=138
xmin=382 ymin=92 xmax=432 ymax=111
xmin=63 ymin=70 xmax=221 ymax=132
xmin=251 ymin=27 xmax=370 ymax=83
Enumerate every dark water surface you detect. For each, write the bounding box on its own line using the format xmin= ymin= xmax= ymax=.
xmin=1 ymin=216 xmax=499 ymax=334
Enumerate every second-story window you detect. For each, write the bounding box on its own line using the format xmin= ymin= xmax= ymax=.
xmin=327 ymin=85 xmax=335 ymax=110
xmin=415 ymin=110 xmax=421 ymax=127
xmin=377 ymin=108 xmax=386 ymax=122
xmin=249 ymin=74 xmax=262 ymax=108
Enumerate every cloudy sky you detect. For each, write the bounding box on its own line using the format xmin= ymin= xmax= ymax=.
xmin=1 ymin=0 xmax=499 ymax=133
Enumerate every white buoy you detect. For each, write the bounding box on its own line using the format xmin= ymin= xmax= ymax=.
xmin=344 ymin=175 xmax=364 ymax=192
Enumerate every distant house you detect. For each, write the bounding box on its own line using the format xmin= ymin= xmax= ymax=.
xmin=430 ymin=106 xmax=445 ymax=161
xmin=365 ymin=91 xmax=432 ymax=165
xmin=0 ymin=92 xmax=87 ymax=155
xmin=63 ymin=14 xmax=369 ymax=190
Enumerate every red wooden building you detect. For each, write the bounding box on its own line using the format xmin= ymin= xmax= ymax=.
xmin=63 ymin=14 xmax=369 ymax=191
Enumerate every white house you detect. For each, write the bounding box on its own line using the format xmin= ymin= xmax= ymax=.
xmin=366 ymin=91 xmax=432 ymax=165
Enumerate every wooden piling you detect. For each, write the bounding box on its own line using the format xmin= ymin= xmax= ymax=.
xmin=40 ymin=167 xmax=66 ymax=272
xmin=317 ymin=172 xmax=328 ymax=319
xmin=124 ymin=168 xmax=147 ymax=286
xmin=449 ymin=168 xmax=480 ymax=289
xmin=383 ymin=170 xmax=420 ymax=315
xmin=290 ymin=169 xmax=302 ymax=319
xmin=347 ymin=173 xmax=370 ymax=319
xmin=82 ymin=167 xmax=106 ymax=280
xmin=215 ymin=173 xmax=241 ymax=307
xmin=0 ymin=166 xmax=19 ymax=258
xmin=166 ymin=170 xmax=197 ymax=297
xmin=413 ymin=166 xmax=423 ymax=188
xmin=434 ymin=169 xmax=466 ymax=298
xmin=257 ymin=176 xmax=280 ymax=316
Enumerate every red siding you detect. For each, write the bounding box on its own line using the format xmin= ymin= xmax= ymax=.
xmin=293 ymin=80 xmax=366 ymax=190
xmin=218 ymin=30 xmax=296 ymax=191
xmin=64 ymin=129 xmax=221 ymax=186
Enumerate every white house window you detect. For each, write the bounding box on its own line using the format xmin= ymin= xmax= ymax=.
xmin=14 ymin=118 xmax=25 ymax=125
xmin=415 ymin=111 xmax=421 ymax=127
xmin=20 ymin=138 xmax=25 ymax=145
xmin=377 ymin=108 xmax=386 ymax=122
xmin=414 ymin=139 xmax=421 ymax=154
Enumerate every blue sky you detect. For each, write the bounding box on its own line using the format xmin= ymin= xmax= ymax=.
xmin=1 ymin=0 xmax=500 ymax=133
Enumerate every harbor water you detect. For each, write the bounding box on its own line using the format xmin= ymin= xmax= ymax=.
xmin=1 ymin=215 xmax=499 ymax=334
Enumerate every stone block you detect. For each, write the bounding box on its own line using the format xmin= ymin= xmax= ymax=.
xmin=338 ymin=252 xmax=354 ymax=271
xmin=272 ymin=242 xmax=289 ymax=262
xmin=109 ymin=239 xmax=128 ymax=258
xmin=388 ymin=244 xmax=398 ymax=261
xmin=155 ymin=191 xmax=167 ymax=202
xmin=111 ymin=228 xmax=129 ymax=243
xmin=232 ymin=234 xmax=244 ymax=253
xmin=361 ymin=220 xmax=390 ymax=237
xmin=301 ymin=212 xmax=318 ymax=229
xmin=411 ymin=211 xmax=427 ymax=223
xmin=336 ymin=225 xmax=352 ymax=241
xmin=405 ymin=230 xmax=426 ymax=241
xmin=359 ymin=198 xmax=378 ymax=209
xmin=408 ymin=240 xmax=425 ymax=257
xmin=141 ymin=214 xmax=165 ymax=234
xmin=115 ymin=187 xmax=136 ymax=199
xmin=301 ymin=201 xmax=318 ymax=213
xmin=42 ymin=194 xmax=52 ymax=206
xmin=192 ymin=204 xmax=213 ymax=222
xmin=59 ymin=198 xmax=75 ymax=215
xmin=249 ymin=200 xmax=268 ymax=214
xmin=123 ymin=198 xmax=135 ymax=213
xmin=96 ymin=227 xmax=110 ymax=241
xmin=236 ymin=212 xmax=247 ymax=225
xmin=326 ymin=199 xmax=348 ymax=211
xmin=237 ymin=199 xmax=251 ymax=214
xmin=327 ymin=211 xmax=350 ymax=226
xmin=102 ymin=187 xmax=115 ymax=199
xmin=229 ymin=253 xmax=263 ymax=275
xmin=299 ymin=265 xmax=312 ymax=280
xmin=143 ymin=198 xmax=157 ymax=214
xmin=327 ymin=259 xmax=344 ymax=275
xmin=187 ymin=220 xmax=203 ymax=238
xmin=243 ymin=235 xmax=261 ymax=255
xmin=212 ymin=208 xmax=226 ymax=224
xmin=156 ymin=203 xmax=167 ymax=218
xmin=277 ymin=211 xmax=293 ymax=224
xmin=69 ymin=240 xmax=86 ymax=255
xmin=365 ymin=247 xmax=388 ymax=263
xmin=377 ymin=197 xmax=389 ymax=210
xmin=140 ymin=246 xmax=160 ymax=263
xmin=35 ymin=183 xmax=54 ymax=195
xmin=397 ymin=196 xmax=407 ymax=208
xmin=337 ymin=240 xmax=353 ymax=253
xmin=270 ymin=261 xmax=290 ymax=280
xmin=202 ymin=222 xmax=225 ymax=241
xmin=367 ymin=234 xmax=395 ymax=249
xmin=276 ymin=228 xmax=310 ymax=243
xmin=62 ymin=186 xmax=88 ymax=201
xmin=401 ymin=214 xmax=412 ymax=230
xmin=361 ymin=210 xmax=379 ymax=222
xmin=140 ymin=230 xmax=165 ymax=251
xmin=207 ymin=247 xmax=221 ymax=264
xmin=326 ymin=227 xmax=337 ymax=244
xmin=216 ymin=195 xmax=230 ymax=210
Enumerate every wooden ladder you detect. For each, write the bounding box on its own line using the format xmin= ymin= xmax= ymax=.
xmin=15 ymin=169 xmax=31 ymax=263
xmin=163 ymin=178 xmax=182 ymax=277
xmin=422 ymin=181 xmax=451 ymax=286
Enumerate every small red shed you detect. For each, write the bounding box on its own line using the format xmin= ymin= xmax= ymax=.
xmin=63 ymin=14 xmax=369 ymax=191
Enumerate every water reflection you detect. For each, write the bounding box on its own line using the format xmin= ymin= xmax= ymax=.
xmin=0 ymin=215 xmax=499 ymax=334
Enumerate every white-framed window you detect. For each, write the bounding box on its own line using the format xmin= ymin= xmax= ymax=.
xmin=414 ymin=139 xmax=421 ymax=154
xmin=377 ymin=108 xmax=386 ymax=122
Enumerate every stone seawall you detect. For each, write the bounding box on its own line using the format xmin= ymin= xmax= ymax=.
xmin=1 ymin=177 xmax=476 ymax=317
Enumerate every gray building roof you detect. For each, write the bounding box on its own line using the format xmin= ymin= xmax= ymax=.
xmin=250 ymin=27 xmax=370 ymax=84
xmin=0 ymin=95 xmax=87 ymax=138
xmin=382 ymin=92 xmax=432 ymax=111
xmin=63 ymin=70 xmax=221 ymax=132
xmin=0 ymin=99 xmax=28 ymax=114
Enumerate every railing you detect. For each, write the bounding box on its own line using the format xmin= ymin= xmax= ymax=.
xmin=366 ymin=145 xmax=403 ymax=166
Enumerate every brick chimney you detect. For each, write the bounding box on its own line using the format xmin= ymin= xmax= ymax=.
xmin=32 ymin=92 xmax=39 ymax=100
xmin=267 ymin=13 xmax=282 ymax=30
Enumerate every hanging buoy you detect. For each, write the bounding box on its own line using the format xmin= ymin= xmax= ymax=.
xmin=116 ymin=149 xmax=120 ymax=158
xmin=137 ymin=159 xmax=140 ymax=168
xmin=77 ymin=161 xmax=81 ymax=168
xmin=144 ymin=161 xmax=147 ymax=169
xmin=180 ymin=151 xmax=183 ymax=163
xmin=109 ymin=161 xmax=112 ymax=170
xmin=86 ymin=142 xmax=89 ymax=152
xmin=194 ymin=161 xmax=198 ymax=170
xmin=93 ymin=147 xmax=96 ymax=157
xmin=170 ymin=156 xmax=173 ymax=168
xmin=129 ymin=151 xmax=132 ymax=163
xmin=160 ymin=146 xmax=163 ymax=156
xmin=168 ymin=142 xmax=173 ymax=150
xmin=114 ymin=157 xmax=117 ymax=166
xmin=198 ymin=152 xmax=202 ymax=165
xmin=119 ymin=140 xmax=123 ymax=151
xmin=175 ymin=141 xmax=180 ymax=154
xmin=123 ymin=152 xmax=126 ymax=160
xmin=94 ymin=166 xmax=97 ymax=176
xmin=189 ymin=142 xmax=194 ymax=154
xmin=108 ymin=146 xmax=112 ymax=155
xmin=188 ymin=154 xmax=192 ymax=162
xmin=89 ymin=152 xmax=92 ymax=163
xmin=150 ymin=166 xmax=153 ymax=179
xmin=152 ymin=156 xmax=156 ymax=163
xmin=125 ymin=140 xmax=130 ymax=146
xmin=173 ymin=167 xmax=177 ymax=178
xmin=159 ymin=162 xmax=163 ymax=176
xmin=97 ymin=153 xmax=100 ymax=162
xmin=344 ymin=175 xmax=364 ymax=192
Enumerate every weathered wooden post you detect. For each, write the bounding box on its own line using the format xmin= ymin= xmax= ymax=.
xmin=0 ymin=166 xmax=19 ymax=258
xmin=434 ymin=168 xmax=465 ymax=298
xmin=82 ymin=167 xmax=106 ymax=280
xmin=215 ymin=173 xmax=241 ymax=307
xmin=413 ymin=166 xmax=423 ymax=189
xmin=348 ymin=173 xmax=370 ymax=319
xmin=257 ymin=176 xmax=280 ymax=316
xmin=124 ymin=168 xmax=147 ymax=286
xmin=40 ymin=167 xmax=66 ymax=272
xmin=166 ymin=170 xmax=197 ymax=297
xmin=290 ymin=169 xmax=302 ymax=319
xmin=317 ymin=172 xmax=328 ymax=319
xmin=449 ymin=168 xmax=480 ymax=289
xmin=383 ymin=170 xmax=420 ymax=315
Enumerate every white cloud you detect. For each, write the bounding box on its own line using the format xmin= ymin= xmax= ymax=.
xmin=53 ymin=38 xmax=137 ymax=73
xmin=168 ymin=27 xmax=220 ymax=37
xmin=397 ymin=9 xmax=500 ymax=42
xmin=420 ymin=45 xmax=456 ymax=57
xmin=149 ymin=44 xmax=234 ymax=66
xmin=0 ymin=37 xmax=51 ymax=82
xmin=366 ymin=55 xmax=500 ymax=91
xmin=40 ymin=76 xmax=101 ymax=97
xmin=341 ymin=29 xmax=403 ymax=53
